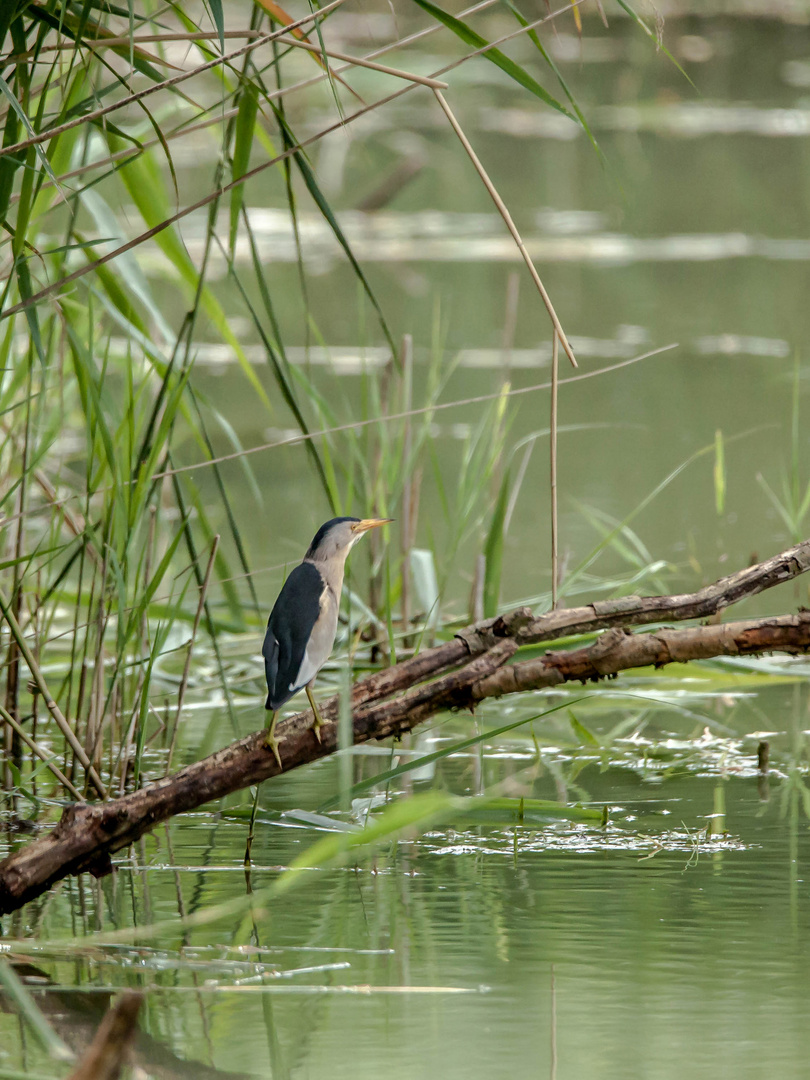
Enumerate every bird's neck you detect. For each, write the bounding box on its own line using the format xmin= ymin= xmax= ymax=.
xmin=305 ymin=555 xmax=345 ymax=599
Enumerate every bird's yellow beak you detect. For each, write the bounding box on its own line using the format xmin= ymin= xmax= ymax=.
xmin=352 ymin=518 xmax=394 ymax=532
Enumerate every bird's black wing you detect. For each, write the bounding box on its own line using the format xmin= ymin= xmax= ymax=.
xmin=263 ymin=561 xmax=324 ymax=711
xmin=261 ymin=627 xmax=280 ymax=711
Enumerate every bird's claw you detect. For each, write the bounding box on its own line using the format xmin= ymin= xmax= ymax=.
xmin=305 ymin=685 xmax=325 ymax=745
xmin=264 ymin=728 xmax=282 ymax=769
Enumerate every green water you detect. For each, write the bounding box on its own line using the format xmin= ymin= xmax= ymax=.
xmin=177 ymin=12 xmax=810 ymax=607
xmin=4 ymin=680 xmax=810 ymax=1079
xmin=5 ymin=8 xmax=810 ymax=1079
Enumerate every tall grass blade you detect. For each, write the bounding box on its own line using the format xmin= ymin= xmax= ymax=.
xmin=320 ymin=698 xmax=586 ymax=810
xmin=483 ymin=469 xmax=509 ymax=618
xmin=499 ymin=0 xmax=602 ymax=158
xmin=411 ymin=0 xmax=576 ymax=120
xmin=272 ymin=106 xmax=397 ymax=355
xmin=229 ymin=81 xmax=259 ymax=252
xmin=0 ymin=73 xmax=62 ymax=193
xmin=0 ymin=959 xmax=74 ymax=1062
xmin=714 ymin=429 xmax=725 ymax=516
xmin=613 ymin=0 xmax=694 ymax=86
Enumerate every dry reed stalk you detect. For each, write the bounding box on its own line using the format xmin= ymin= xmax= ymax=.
xmin=273 ymin=35 xmax=449 ymax=88
xmin=0 ymin=702 xmax=82 ymax=799
xmin=85 ymin=553 xmax=109 ymax=780
xmin=551 ymin=964 xmax=558 ymax=1080
xmin=267 ymin=0 xmax=581 ymax=116
xmin=116 ymin=697 xmax=142 ymax=796
xmin=400 ymin=334 xmax=414 ymax=637
xmin=3 ymin=395 xmax=31 ymax=787
xmin=0 ymin=0 xmax=349 ymax=160
xmin=167 ymin=535 xmax=220 ymax=771
xmin=18 ymin=2 xmax=492 ymax=195
xmin=34 ymin=29 xmax=270 ymax=50
xmin=113 ymin=508 xmax=159 ymax=793
xmin=432 ymin=90 xmax=577 ymax=369
xmin=0 ymin=587 xmax=106 ymax=797
xmin=154 ymin=347 xmax=675 ymax=482
xmin=31 ymin=467 xmax=97 ymax=563
xmin=19 ymin=0 xmax=504 ymax=197
xmin=470 ymin=553 xmax=486 ymax=623
xmin=0 ymin=350 xmax=673 ymax=586
xmin=2 ymin=2 xmax=582 ymax=323
xmin=550 ymin=332 xmax=559 ymax=609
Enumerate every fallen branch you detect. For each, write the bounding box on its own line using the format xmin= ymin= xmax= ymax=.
xmin=1 ymin=539 xmax=809 ymax=914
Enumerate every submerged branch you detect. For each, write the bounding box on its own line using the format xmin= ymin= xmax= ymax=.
xmin=1 ymin=539 xmax=810 ymax=914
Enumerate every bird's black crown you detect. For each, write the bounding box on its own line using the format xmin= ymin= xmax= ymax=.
xmin=305 ymin=517 xmax=360 ymax=559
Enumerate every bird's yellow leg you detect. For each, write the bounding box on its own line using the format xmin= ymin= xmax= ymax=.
xmin=264 ymin=709 xmax=282 ymax=769
xmin=306 ymin=684 xmax=324 ymax=743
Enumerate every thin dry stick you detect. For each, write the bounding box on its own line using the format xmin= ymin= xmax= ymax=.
xmin=265 ymin=0 xmax=579 ymax=112
xmin=0 ymin=348 xmax=676 ymax=600
xmin=116 ymin=696 xmax=142 ymax=797
xmin=116 ymin=509 xmax=158 ymax=794
xmin=0 ymin=0 xmax=348 ymax=161
xmin=0 ymin=1 xmax=590 ymax=224
xmin=1 ymin=3 xmax=579 ymax=321
xmin=151 ymin=347 xmax=675 ymax=482
xmin=400 ymin=334 xmax=414 ymax=637
xmin=167 ymin=535 xmax=220 ymax=771
xmin=0 ymin=80 xmax=429 ymax=322
xmin=8 ymin=108 xmax=238 ymax=198
xmin=34 ymin=30 xmax=270 ymax=50
xmin=433 ymin=89 xmax=577 ymax=369
xmin=273 ymin=35 xmax=448 ymax=88
xmin=17 ymin=0 xmax=507 ymax=198
xmin=0 ymin=588 xmax=106 ymax=797
xmin=29 ymin=0 xmax=498 ymax=55
xmin=0 ymin=347 xmax=676 ymax=597
xmin=551 ymin=964 xmax=557 ymax=1080
xmin=550 ymin=331 xmax=559 ymax=609
xmin=0 ymin=702 xmax=82 ymax=800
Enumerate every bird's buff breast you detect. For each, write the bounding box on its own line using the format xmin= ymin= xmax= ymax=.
xmin=292 ymin=582 xmax=339 ymax=691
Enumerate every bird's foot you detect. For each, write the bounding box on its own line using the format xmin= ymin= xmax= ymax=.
xmin=264 ymin=712 xmax=282 ymax=769
xmin=265 ymin=729 xmax=282 ymax=769
xmin=306 ymin=685 xmax=324 ymax=744
xmin=264 ymin=734 xmax=282 ymax=768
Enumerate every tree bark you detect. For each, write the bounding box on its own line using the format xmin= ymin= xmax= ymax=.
xmin=1 ymin=539 xmax=810 ymax=915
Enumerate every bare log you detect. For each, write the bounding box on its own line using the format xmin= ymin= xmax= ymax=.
xmin=473 ymin=612 xmax=810 ymax=698
xmin=1 ymin=540 xmax=810 ymax=915
xmin=311 ymin=536 xmax=810 ymax=725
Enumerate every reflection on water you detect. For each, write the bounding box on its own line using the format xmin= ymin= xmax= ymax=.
xmin=178 ymin=207 xmax=810 ymax=269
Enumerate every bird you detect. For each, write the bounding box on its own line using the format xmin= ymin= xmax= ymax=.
xmin=262 ymin=516 xmax=392 ymax=767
